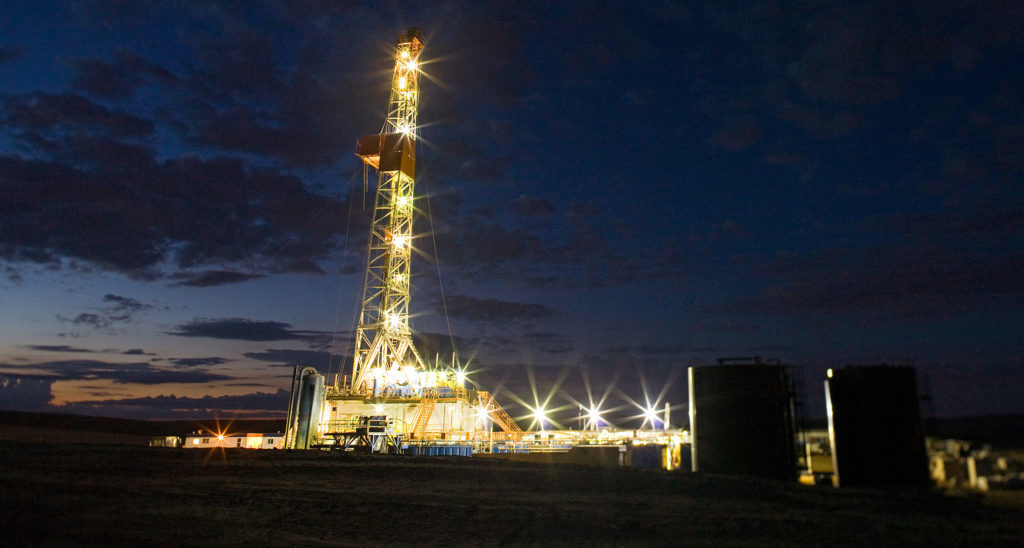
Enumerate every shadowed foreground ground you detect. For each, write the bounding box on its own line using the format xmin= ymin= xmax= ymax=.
xmin=2 ymin=441 xmax=1022 ymax=546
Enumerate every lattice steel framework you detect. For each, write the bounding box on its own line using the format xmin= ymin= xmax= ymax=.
xmin=349 ymin=28 xmax=426 ymax=393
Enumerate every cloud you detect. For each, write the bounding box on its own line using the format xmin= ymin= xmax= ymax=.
xmin=69 ymin=49 xmax=177 ymax=100
xmin=168 ymin=357 xmax=230 ymax=368
xmin=171 ymin=270 xmax=265 ymax=287
xmin=1 ymin=91 xmax=154 ymax=137
xmin=0 ymin=375 xmax=54 ymax=411
xmin=706 ymin=116 xmax=764 ymax=151
xmin=0 ymin=152 xmax=353 ymax=276
xmin=101 ymin=294 xmax=152 ymax=320
xmin=3 ymin=265 xmax=22 ymax=283
xmin=440 ymin=295 xmax=553 ymax=322
xmin=168 ymin=318 xmax=319 ymax=341
xmin=0 ymin=360 xmax=232 ymax=385
xmin=0 ymin=45 xmax=24 ymax=66
xmin=507 ymin=195 xmax=555 ymax=217
xmin=59 ymin=313 xmax=113 ymax=330
xmin=243 ymin=349 xmax=342 ymax=370
xmin=55 ymin=388 xmax=290 ymax=419
xmin=730 ymin=245 xmax=1024 ymax=316
xmin=26 ymin=345 xmax=96 ymax=353
xmin=57 ymin=294 xmax=152 ymax=330
xmin=431 ymin=202 xmax=689 ymax=289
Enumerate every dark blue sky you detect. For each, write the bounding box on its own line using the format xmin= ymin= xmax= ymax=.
xmin=1 ymin=1 xmax=1021 ymax=424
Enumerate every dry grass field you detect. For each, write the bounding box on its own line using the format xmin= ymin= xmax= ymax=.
xmin=2 ymin=440 xmax=1023 ymax=546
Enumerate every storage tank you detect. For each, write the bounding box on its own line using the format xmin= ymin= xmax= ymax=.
xmin=688 ymin=364 xmax=797 ymax=480
xmin=285 ymin=367 xmax=325 ymax=449
xmin=825 ymin=365 xmax=929 ymax=488
xmin=295 ymin=372 xmax=325 ymax=449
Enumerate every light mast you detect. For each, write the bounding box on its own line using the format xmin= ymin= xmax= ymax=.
xmin=350 ymin=28 xmax=426 ymax=395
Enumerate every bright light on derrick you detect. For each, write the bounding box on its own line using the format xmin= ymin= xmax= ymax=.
xmin=532 ymin=406 xmax=548 ymax=429
xmin=393 ymin=234 xmax=410 ymax=249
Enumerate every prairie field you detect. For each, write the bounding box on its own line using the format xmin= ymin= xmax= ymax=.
xmin=2 ymin=440 xmax=1023 ymax=546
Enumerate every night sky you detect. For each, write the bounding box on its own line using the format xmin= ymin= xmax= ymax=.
xmin=1 ymin=1 xmax=1022 ymax=426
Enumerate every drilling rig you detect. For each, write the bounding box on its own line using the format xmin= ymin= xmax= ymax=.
xmin=284 ymin=28 xmax=520 ymax=452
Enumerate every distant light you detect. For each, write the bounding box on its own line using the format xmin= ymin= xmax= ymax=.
xmin=827 ymin=368 xmax=833 ymax=378
xmin=587 ymin=406 xmax=602 ymax=426
xmin=644 ymin=406 xmax=659 ymax=426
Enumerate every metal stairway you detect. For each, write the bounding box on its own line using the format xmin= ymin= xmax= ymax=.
xmin=478 ymin=391 xmax=522 ymax=434
xmin=411 ymin=396 xmax=436 ymax=439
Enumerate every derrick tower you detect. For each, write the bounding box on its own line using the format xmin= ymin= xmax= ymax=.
xmin=284 ymin=28 xmax=521 ymax=451
xmin=350 ymin=28 xmax=426 ymax=395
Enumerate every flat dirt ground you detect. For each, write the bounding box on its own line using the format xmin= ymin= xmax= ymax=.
xmin=2 ymin=441 xmax=1022 ymax=546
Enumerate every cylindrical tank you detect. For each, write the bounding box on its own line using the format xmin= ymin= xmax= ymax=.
xmin=825 ymin=365 xmax=929 ymax=488
xmin=294 ymin=372 xmax=325 ymax=449
xmin=689 ymin=365 xmax=797 ymax=480
xmin=285 ymin=366 xmax=315 ymax=449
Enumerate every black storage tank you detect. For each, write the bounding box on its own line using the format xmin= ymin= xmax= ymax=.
xmin=825 ymin=365 xmax=930 ymax=488
xmin=688 ymin=364 xmax=798 ymax=480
